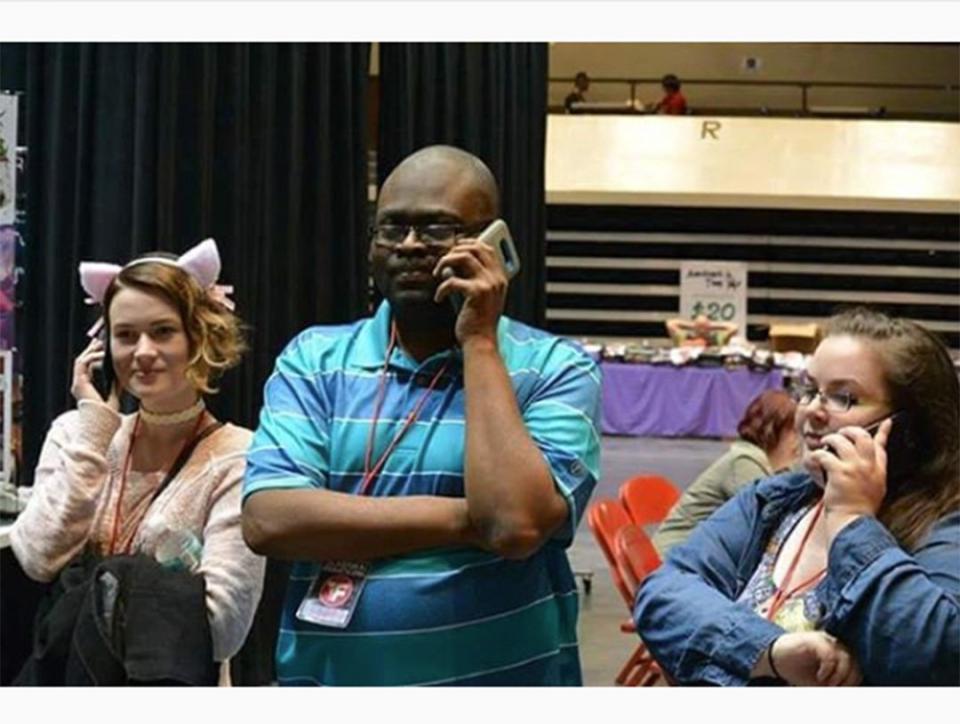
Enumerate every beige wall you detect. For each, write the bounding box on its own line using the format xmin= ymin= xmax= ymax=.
xmin=545 ymin=115 xmax=960 ymax=213
xmin=549 ymin=43 xmax=960 ymax=114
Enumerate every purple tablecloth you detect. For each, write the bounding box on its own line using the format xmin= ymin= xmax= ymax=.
xmin=601 ymin=363 xmax=785 ymax=438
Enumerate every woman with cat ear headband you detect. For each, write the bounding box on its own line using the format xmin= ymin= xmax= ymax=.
xmin=11 ymin=238 xmax=265 ymax=671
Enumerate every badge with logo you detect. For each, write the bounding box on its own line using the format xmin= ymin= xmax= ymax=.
xmin=296 ymin=561 xmax=369 ymax=628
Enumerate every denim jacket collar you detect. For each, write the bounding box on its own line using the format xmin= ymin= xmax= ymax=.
xmin=734 ymin=469 xmax=821 ymax=588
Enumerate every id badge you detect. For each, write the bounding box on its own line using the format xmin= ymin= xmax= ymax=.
xmin=295 ymin=561 xmax=369 ymax=629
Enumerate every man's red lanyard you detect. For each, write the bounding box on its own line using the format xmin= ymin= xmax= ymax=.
xmin=108 ymin=411 xmax=207 ymax=555
xmin=359 ymin=323 xmax=450 ymax=496
xmin=766 ymin=499 xmax=827 ymax=621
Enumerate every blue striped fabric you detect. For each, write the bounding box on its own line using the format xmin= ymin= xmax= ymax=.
xmin=244 ymin=301 xmax=601 ymax=686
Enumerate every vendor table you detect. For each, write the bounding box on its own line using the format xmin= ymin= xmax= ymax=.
xmin=601 ymin=363 xmax=785 ymax=438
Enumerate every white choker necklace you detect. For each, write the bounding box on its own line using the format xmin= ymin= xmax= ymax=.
xmin=139 ymin=399 xmax=206 ymax=426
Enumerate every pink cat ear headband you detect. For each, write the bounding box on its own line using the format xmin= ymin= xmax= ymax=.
xmin=78 ymin=237 xmax=236 ymax=338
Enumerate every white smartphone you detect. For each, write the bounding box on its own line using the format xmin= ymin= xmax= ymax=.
xmin=476 ymin=219 xmax=521 ymax=280
xmin=443 ymin=219 xmax=521 ymax=313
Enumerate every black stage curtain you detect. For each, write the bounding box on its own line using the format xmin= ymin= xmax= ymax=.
xmin=0 ymin=42 xmax=370 ymax=686
xmin=2 ymin=42 xmax=370 ymax=477
xmin=377 ymin=43 xmax=548 ymax=327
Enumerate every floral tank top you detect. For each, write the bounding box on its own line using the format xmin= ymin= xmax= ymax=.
xmin=737 ymin=503 xmax=827 ymax=633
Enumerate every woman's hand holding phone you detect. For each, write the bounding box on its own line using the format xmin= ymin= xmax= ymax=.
xmin=811 ymin=419 xmax=892 ymax=539
xmin=71 ymin=337 xmax=119 ymax=410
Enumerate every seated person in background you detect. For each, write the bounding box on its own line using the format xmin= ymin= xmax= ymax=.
xmin=653 ymin=390 xmax=799 ymax=555
xmin=665 ymin=314 xmax=738 ymax=347
xmin=634 ymin=307 xmax=959 ymax=686
xmin=11 ymin=239 xmax=265 ymax=679
xmin=564 ymin=71 xmax=590 ymax=113
xmin=653 ymin=74 xmax=687 ymax=115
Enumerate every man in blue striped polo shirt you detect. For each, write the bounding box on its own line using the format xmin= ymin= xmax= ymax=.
xmin=242 ymin=145 xmax=601 ymax=685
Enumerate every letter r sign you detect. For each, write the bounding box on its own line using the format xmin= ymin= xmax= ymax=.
xmin=701 ymin=120 xmax=722 ymax=140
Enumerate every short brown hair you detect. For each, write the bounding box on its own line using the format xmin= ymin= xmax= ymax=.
xmin=824 ymin=306 xmax=959 ymax=551
xmin=103 ymin=259 xmax=247 ymax=394
xmin=737 ymin=389 xmax=797 ymax=453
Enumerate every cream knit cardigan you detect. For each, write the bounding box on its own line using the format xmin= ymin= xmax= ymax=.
xmin=11 ymin=400 xmax=266 ymax=662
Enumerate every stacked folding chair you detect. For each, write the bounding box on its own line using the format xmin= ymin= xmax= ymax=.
xmin=586 ymin=474 xmax=682 ymax=686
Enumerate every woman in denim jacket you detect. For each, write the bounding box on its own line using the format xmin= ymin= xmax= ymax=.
xmin=634 ymin=307 xmax=959 ymax=686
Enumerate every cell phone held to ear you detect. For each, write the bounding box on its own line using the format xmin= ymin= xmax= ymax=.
xmin=476 ymin=219 xmax=521 ymax=281
xmin=92 ymin=329 xmax=117 ymax=401
xmin=443 ymin=219 xmax=521 ymax=314
xmin=823 ymin=411 xmax=915 ymax=494
xmin=873 ymin=412 xmax=915 ymax=491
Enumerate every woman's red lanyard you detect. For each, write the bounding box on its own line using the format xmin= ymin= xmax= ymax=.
xmin=765 ymin=499 xmax=827 ymax=622
xmin=108 ymin=410 xmax=207 ymax=555
xmin=359 ymin=323 xmax=450 ymax=496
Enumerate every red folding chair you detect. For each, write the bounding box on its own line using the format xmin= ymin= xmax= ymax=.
xmin=619 ymin=474 xmax=682 ymax=527
xmin=614 ymin=524 xmax=665 ymax=686
xmin=615 ymin=524 xmax=661 ymax=593
xmin=586 ymin=498 xmax=634 ymax=608
xmin=587 ymin=499 xmax=662 ymax=686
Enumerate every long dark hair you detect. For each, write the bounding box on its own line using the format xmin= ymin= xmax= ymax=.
xmin=824 ymin=307 xmax=960 ymax=550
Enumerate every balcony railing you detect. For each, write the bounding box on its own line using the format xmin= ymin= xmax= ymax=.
xmin=549 ymin=77 xmax=959 ymax=121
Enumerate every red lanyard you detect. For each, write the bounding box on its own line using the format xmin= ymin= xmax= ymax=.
xmin=359 ymin=324 xmax=451 ymax=496
xmin=766 ymin=499 xmax=827 ymax=622
xmin=109 ymin=411 xmax=207 ymax=555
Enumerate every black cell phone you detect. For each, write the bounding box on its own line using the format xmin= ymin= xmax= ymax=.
xmin=92 ymin=328 xmax=116 ymax=401
xmin=873 ymin=412 xmax=914 ymax=493
xmin=824 ymin=411 xmax=914 ymax=492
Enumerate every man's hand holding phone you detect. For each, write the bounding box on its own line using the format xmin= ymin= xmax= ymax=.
xmin=810 ymin=418 xmax=893 ymax=540
xmin=433 ymin=220 xmax=516 ymax=348
xmin=71 ymin=337 xmax=120 ymax=410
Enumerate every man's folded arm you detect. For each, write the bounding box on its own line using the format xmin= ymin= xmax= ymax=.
xmin=242 ymin=341 xmax=479 ymax=562
xmin=242 ymin=487 xmax=478 ymax=561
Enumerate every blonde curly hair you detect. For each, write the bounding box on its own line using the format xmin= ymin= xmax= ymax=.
xmin=103 ymin=257 xmax=247 ymax=394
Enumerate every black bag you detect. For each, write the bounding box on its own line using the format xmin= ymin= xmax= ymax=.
xmin=14 ymin=552 xmax=217 ymax=686
xmin=13 ymin=421 xmax=226 ymax=686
